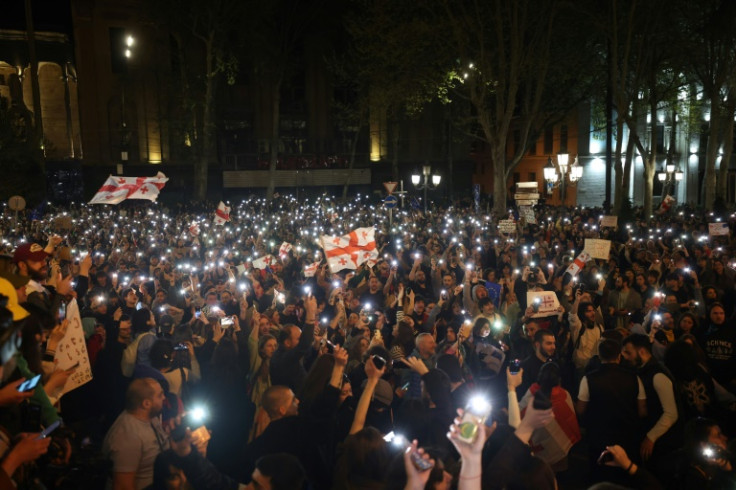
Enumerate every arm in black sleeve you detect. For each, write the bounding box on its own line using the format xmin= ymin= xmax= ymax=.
xmin=170 ymin=449 xmax=240 ymax=490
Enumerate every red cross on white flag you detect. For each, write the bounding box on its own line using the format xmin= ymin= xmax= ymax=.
xmin=213 ymin=201 xmax=231 ymax=226
xmin=89 ymin=172 xmax=168 ymax=205
xmin=319 ymin=227 xmax=377 ymax=273
xmin=565 ymin=252 xmax=591 ymax=277
xmin=252 ymin=255 xmax=277 ymax=270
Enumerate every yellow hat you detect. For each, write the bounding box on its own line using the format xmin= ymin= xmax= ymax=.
xmin=0 ymin=278 xmax=29 ymax=321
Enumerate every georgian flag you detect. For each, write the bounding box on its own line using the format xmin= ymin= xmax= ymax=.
xmin=319 ymin=227 xmax=377 ymax=273
xmin=565 ymin=251 xmax=591 ymax=277
xmin=214 ymin=201 xmax=231 ymax=225
xmin=189 ymin=222 xmax=200 ymax=236
xmin=279 ymin=242 xmax=293 ymax=258
xmin=89 ymin=172 xmax=168 ymax=205
xmin=303 ymin=261 xmax=321 ymax=277
xmin=252 ymin=254 xmax=277 ymax=270
xmin=657 ymin=194 xmax=676 ymax=214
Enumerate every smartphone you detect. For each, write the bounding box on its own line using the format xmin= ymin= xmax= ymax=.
xmin=220 ymin=316 xmax=234 ymax=327
xmin=509 ymin=358 xmax=521 ymax=375
xmin=195 ymin=307 xmax=201 ymax=319
xmin=58 ymin=303 xmax=66 ymax=321
xmin=372 ymin=355 xmax=386 ymax=370
xmin=531 ymin=298 xmax=541 ymax=313
xmin=36 ymin=419 xmax=61 ymax=440
xmin=597 ymin=450 xmax=615 ymax=465
xmin=457 ymin=396 xmax=492 ymax=444
xmin=17 ymin=374 xmax=41 ymax=392
xmin=322 ymin=339 xmax=335 ymax=354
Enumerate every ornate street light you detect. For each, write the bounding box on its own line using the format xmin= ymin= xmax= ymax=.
xmin=411 ymin=165 xmax=441 ymax=213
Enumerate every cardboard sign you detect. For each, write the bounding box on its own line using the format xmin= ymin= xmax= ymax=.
xmin=498 ymin=220 xmax=516 ymax=234
xmin=519 ymin=206 xmax=537 ymax=224
xmin=527 ymin=290 xmax=561 ymax=318
xmin=54 ymin=299 xmax=93 ymax=396
xmin=583 ymin=238 xmax=612 ymax=260
xmin=709 ymin=223 xmax=729 ymax=236
xmin=600 ymin=216 xmax=618 ymax=228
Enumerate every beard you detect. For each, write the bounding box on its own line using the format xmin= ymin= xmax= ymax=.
xmin=28 ymin=265 xmax=47 ymax=282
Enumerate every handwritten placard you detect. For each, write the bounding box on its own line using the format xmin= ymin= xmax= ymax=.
xmin=498 ymin=220 xmax=516 ymax=234
xmin=600 ymin=216 xmax=618 ymax=228
xmin=583 ymin=239 xmax=612 ymax=260
xmin=519 ymin=206 xmax=537 ymax=224
xmin=709 ymin=223 xmax=729 ymax=236
xmin=54 ymin=299 xmax=93 ymax=396
xmin=527 ymin=291 xmax=561 ymax=318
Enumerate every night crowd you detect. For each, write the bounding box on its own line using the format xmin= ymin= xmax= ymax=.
xmin=0 ymin=195 xmax=733 ymax=490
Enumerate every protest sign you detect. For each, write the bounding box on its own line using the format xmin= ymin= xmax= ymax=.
xmin=583 ymin=238 xmax=612 ymax=260
xmin=527 ymin=290 xmax=561 ymax=318
xmin=54 ymin=299 xmax=93 ymax=396
xmin=498 ymin=219 xmax=516 ymax=234
xmin=600 ymin=216 xmax=618 ymax=228
xmin=709 ymin=223 xmax=729 ymax=236
xmin=519 ymin=206 xmax=537 ymax=224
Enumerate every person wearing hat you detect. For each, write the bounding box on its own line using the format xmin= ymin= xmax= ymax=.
xmin=0 ymin=272 xmax=30 ymax=305
xmin=12 ymin=241 xmax=73 ymax=319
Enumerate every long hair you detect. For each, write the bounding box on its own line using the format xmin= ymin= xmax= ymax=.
xmin=298 ymin=353 xmax=335 ymax=413
xmin=391 ymin=321 xmax=415 ymax=356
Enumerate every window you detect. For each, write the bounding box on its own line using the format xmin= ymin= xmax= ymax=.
xmin=528 ymin=172 xmax=536 ymax=182
xmin=544 ymin=127 xmax=553 ymax=154
xmin=513 ymin=172 xmax=521 ymax=184
xmin=560 ymin=125 xmax=568 ymax=153
xmin=529 ymin=140 xmax=536 ymax=155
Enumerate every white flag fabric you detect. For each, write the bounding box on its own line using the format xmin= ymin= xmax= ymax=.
xmin=319 ymin=227 xmax=377 ymax=273
xmin=565 ymin=252 xmax=591 ymax=277
xmin=279 ymin=242 xmax=293 ymax=258
xmin=304 ymin=261 xmax=321 ymax=277
xmin=213 ymin=201 xmax=231 ymax=226
xmin=189 ymin=222 xmax=200 ymax=236
xmin=89 ymin=172 xmax=168 ymax=204
xmin=252 ymin=254 xmax=277 ymax=270
xmin=657 ymin=194 xmax=676 ymax=214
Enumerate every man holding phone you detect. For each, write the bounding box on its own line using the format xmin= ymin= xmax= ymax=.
xmin=103 ymin=378 xmax=169 ymax=490
xmin=270 ymin=295 xmax=317 ymax=394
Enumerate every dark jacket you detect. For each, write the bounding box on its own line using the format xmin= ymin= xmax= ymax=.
xmin=270 ymin=322 xmax=316 ymax=393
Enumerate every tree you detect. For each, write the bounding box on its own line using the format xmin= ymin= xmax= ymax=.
xmin=430 ymin=0 xmax=596 ymax=216
xmin=149 ymin=0 xmax=243 ymax=201
xmin=677 ymin=0 xmax=736 ymax=209
xmin=345 ymin=0 xmax=446 ymax=181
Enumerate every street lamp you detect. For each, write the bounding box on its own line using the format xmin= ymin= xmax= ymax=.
xmin=411 ymin=165 xmax=441 ymax=213
xmin=657 ymin=164 xmax=683 ymax=197
xmin=544 ymin=153 xmax=582 ymax=202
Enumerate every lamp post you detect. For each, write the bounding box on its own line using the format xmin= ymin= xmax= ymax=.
xmin=120 ymin=34 xmax=135 ymax=170
xmin=544 ymin=153 xmax=582 ymax=203
xmin=657 ymin=164 xmax=683 ymax=198
xmin=411 ymin=165 xmax=441 ymax=213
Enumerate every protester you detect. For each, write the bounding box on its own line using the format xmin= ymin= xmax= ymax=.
xmin=0 ymin=195 xmax=733 ymax=488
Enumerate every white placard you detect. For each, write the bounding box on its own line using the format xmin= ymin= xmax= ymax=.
xmin=527 ymin=290 xmax=561 ymax=318
xmin=583 ymin=238 xmax=612 ymax=260
xmin=600 ymin=216 xmax=618 ymax=228
xmin=498 ymin=219 xmax=516 ymax=234
xmin=54 ymin=299 xmax=93 ymax=396
xmin=519 ymin=206 xmax=537 ymax=224
xmin=709 ymin=223 xmax=729 ymax=236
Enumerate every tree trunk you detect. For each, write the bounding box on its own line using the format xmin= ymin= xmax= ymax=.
xmin=622 ymin=136 xmax=634 ymax=204
xmin=704 ymin=96 xmax=721 ymax=210
xmin=196 ymin=36 xmax=216 ymax=201
xmin=342 ymin=125 xmax=361 ymax=200
xmin=266 ymin=79 xmax=282 ymax=201
xmin=612 ymin=116 xmax=626 ymax=214
xmin=492 ymin=145 xmax=508 ymax=217
xmin=717 ymin=98 xmax=736 ymax=202
xmin=642 ymin=97 xmax=658 ymax=220
xmin=25 ymin=0 xmax=44 ymax=175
